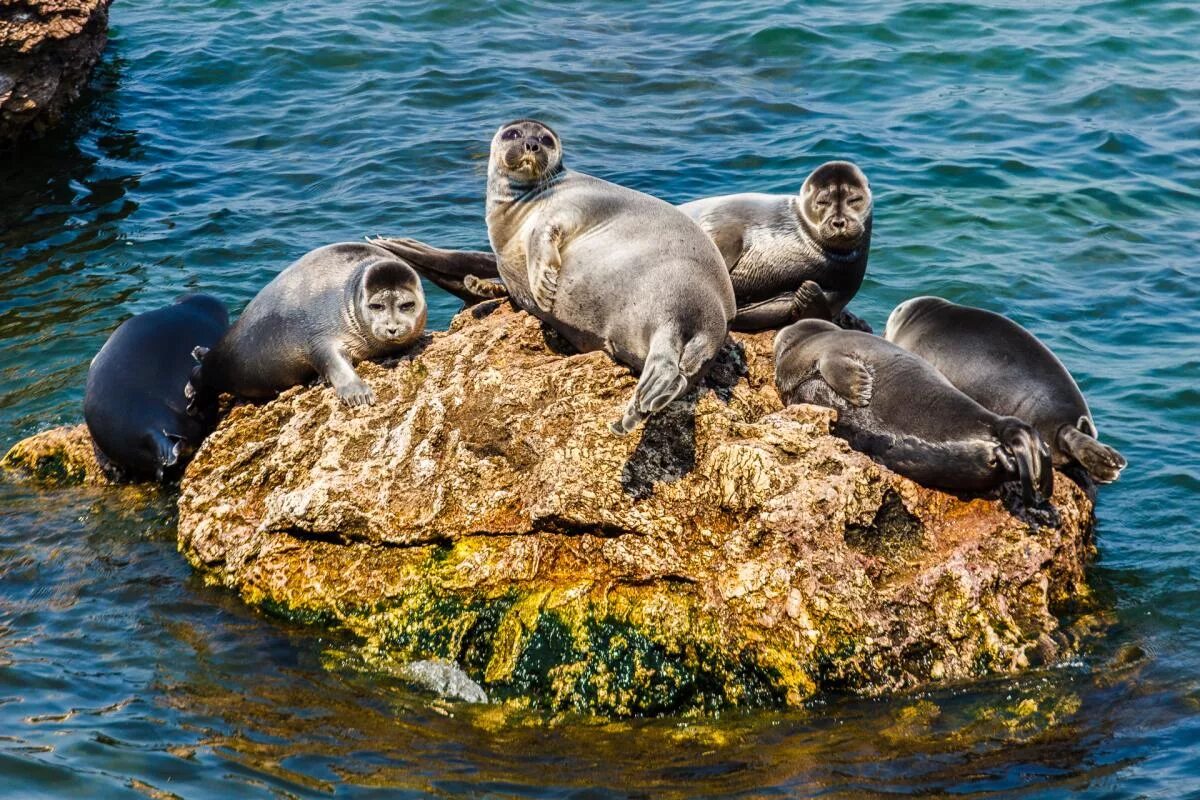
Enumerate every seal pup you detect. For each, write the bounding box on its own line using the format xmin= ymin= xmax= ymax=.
xmin=84 ymin=293 xmax=229 ymax=482
xmin=885 ymin=296 xmax=1126 ymax=483
xmin=194 ymin=242 xmax=426 ymax=408
xmin=473 ymin=117 xmax=736 ymax=434
xmin=774 ymin=318 xmax=1054 ymax=505
xmin=679 ymin=161 xmax=872 ymax=331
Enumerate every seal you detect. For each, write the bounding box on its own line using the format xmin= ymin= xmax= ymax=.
xmin=194 ymin=242 xmax=426 ymax=408
xmin=456 ymin=117 xmax=735 ymax=434
xmin=83 ymin=293 xmax=229 ymax=482
xmin=678 ymin=160 xmax=873 ymax=331
xmin=774 ymin=318 xmax=1054 ymax=504
xmin=884 ymin=296 xmax=1126 ymax=483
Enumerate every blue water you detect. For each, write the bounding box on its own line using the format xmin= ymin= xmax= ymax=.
xmin=2 ymin=0 xmax=1198 ymax=796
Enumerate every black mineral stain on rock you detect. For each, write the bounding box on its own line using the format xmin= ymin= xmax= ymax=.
xmin=700 ymin=339 xmax=748 ymax=403
xmin=844 ymin=489 xmax=923 ymax=555
xmin=470 ymin=299 xmax=504 ymax=320
xmin=999 ymin=481 xmax=1063 ymax=529
xmin=621 ymin=396 xmax=697 ymax=500
xmin=539 ymin=322 xmax=579 ymax=356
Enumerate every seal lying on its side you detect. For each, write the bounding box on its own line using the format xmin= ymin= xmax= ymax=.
xmin=472 ymin=117 xmax=736 ymax=434
xmin=84 ymin=293 xmax=229 ymax=482
xmin=194 ymin=242 xmax=426 ymax=408
xmin=774 ymin=318 xmax=1054 ymax=505
xmin=679 ymin=161 xmax=873 ymax=331
xmin=884 ymin=296 xmax=1126 ymax=483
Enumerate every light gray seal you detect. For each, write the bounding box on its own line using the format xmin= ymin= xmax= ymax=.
xmin=84 ymin=293 xmax=229 ymax=482
xmin=884 ymin=296 xmax=1126 ymax=483
xmin=193 ymin=242 xmax=426 ymax=408
xmin=774 ymin=318 xmax=1054 ymax=505
xmin=678 ymin=161 xmax=872 ymax=331
xmin=397 ymin=118 xmax=735 ymax=434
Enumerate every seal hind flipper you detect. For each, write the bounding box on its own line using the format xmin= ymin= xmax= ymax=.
xmin=817 ymin=352 xmax=873 ymax=406
xmin=463 ymin=275 xmax=509 ymax=299
xmin=794 ymin=280 xmax=834 ymax=321
xmin=611 ymin=330 xmax=691 ymax=435
xmin=369 ymin=237 xmax=502 ymax=306
xmin=1058 ymin=420 xmax=1126 ymax=483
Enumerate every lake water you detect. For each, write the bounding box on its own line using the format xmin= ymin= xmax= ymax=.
xmin=1 ymin=1 xmax=1198 ymax=796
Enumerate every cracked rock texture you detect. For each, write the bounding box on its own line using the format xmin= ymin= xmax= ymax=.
xmin=172 ymin=301 xmax=1096 ymax=715
xmin=0 ymin=0 xmax=112 ymax=145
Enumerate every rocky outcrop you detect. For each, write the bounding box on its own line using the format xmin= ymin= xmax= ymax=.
xmin=1 ymin=423 xmax=106 ymax=484
xmin=0 ymin=0 xmax=112 ymax=146
xmin=166 ymin=301 xmax=1095 ymax=716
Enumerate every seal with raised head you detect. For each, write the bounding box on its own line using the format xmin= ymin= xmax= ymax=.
xmin=84 ymin=293 xmax=229 ymax=482
xmin=449 ymin=117 xmax=735 ymax=434
xmin=884 ymin=296 xmax=1126 ymax=483
xmin=774 ymin=318 xmax=1054 ymax=504
xmin=194 ymin=242 xmax=426 ymax=408
xmin=678 ymin=160 xmax=873 ymax=331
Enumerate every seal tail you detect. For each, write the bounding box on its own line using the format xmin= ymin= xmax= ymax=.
xmin=1058 ymin=417 xmax=1126 ymax=483
xmin=609 ymin=329 xmax=689 ymax=435
xmin=997 ymin=418 xmax=1054 ymax=507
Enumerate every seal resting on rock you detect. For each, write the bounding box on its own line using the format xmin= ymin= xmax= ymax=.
xmin=193 ymin=242 xmax=426 ymax=408
xmin=84 ymin=293 xmax=229 ymax=482
xmin=679 ymin=160 xmax=873 ymax=331
xmin=386 ymin=118 xmax=735 ymax=434
xmin=885 ymin=296 xmax=1126 ymax=483
xmin=774 ymin=318 xmax=1054 ymax=505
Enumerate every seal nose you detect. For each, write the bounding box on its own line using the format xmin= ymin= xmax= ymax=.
xmin=524 ymin=139 xmax=540 ymax=153
xmin=386 ymin=326 xmax=399 ymax=337
xmin=830 ymin=216 xmax=847 ymax=231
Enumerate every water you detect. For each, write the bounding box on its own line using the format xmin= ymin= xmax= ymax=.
xmin=1 ymin=0 xmax=1198 ymax=795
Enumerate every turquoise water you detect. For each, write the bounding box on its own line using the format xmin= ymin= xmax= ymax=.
xmin=2 ymin=0 xmax=1198 ymax=795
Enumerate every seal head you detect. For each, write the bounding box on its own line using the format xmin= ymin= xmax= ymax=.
xmin=491 ymin=119 xmax=563 ymax=185
xmin=799 ymin=160 xmax=872 ymax=253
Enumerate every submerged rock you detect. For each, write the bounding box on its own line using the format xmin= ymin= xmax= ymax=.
xmin=0 ymin=0 xmax=112 ymax=146
xmin=2 ymin=423 xmax=106 ymax=484
xmin=168 ymin=301 xmax=1095 ymax=716
xmin=400 ymin=659 xmax=489 ymax=704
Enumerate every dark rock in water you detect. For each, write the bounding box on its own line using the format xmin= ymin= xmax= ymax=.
xmin=400 ymin=659 xmax=489 ymax=704
xmin=0 ymin=0 xmax=113 ymax=146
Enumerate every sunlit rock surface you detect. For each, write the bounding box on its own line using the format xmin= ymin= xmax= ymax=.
xmin=0 ymin=0 xmax=112 ymax=145
xmin=164 ymin=301 xmax=1095 ymax=716
xmin=2 ymin=423 xmax=106 ymax=484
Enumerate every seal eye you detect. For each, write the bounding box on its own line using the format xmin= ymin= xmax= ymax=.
xmin=368 ymin=303 xmax=384 ymax=312
xmin=814 ymin=197 xmax=831 ymax=208
xmin=539 ymin=135 xmax=555 ymax=148
xmin=847 ymin=195 xmax=864 ymax=206
xmin=502 ymin=128 xmax=522 ymax=141
xmin=400 ymin=302 xmax=416 ymax=312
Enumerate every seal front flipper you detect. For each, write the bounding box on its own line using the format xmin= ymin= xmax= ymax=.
xmin=817 ymin=352 xmax=873 ymax=407
xmin=1058 ymin=417 xmax=1125 ymax=483
xmin=996 ymin=417 xmax=1054 ymax=506
xmin=313 ymin=345 xmax=375 ymax=408
xmin=793 ymin=280 xmax=834 ymax=321
xmin=526 ymin=221 xmax=569 ymax=312
xmin=731 ymin=292 xmax=803 ymax=331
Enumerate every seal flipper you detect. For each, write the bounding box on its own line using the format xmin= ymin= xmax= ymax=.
xmin=525 ymin=224 xmax=565 ymax=312
xmin=312 ymin=344 xmax=374 ymax=408
xmin=794 ymin=280 xmax=834 ymax=321
xmin=1058 ymin=418 xmax=1125 ymax=483
xmin=368 ymin=237 xmax=500 ymax=279
xmin=997 ymin=418 xmax=1054 ymax=506
xmin=610 ymin=329 xmax=690 ymax=435
xmin=817 ymin=352 xmax=873 ymax=407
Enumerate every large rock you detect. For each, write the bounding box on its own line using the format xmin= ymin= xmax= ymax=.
xmin=172 ymin=301 xmax=1096 ymax=716
xmin=0 ymin=0 xmax=112 ymax=146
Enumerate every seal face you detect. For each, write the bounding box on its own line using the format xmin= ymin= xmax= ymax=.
xmin=774 ymin=318 xmax=1054 ymax=505
xmin=678 ymin=160 xmax=873 ymax=331
xmin=482 ymin=117 xmax=736 ymax=434
xmin=196 ymin=242 xmax=426 ymax=408
xmin=884 ymin=296 xmax=1126 ymax=483
xmin=83 ymin=293 xmax=230 ymax=482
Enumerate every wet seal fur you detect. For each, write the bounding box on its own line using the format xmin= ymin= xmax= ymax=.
xmin=679 ymin=160 xmax=872 ymax=332
xmin=469 ymin=118 xmax=735 ymax=434
xmin=885 ymin=296 xmax=1126 ymax=484
xmin=194 ymin=242 xmax=426 ymax=408
xmin=84 ymin=293 xmax=229 ymax=482
xmin=774 ymin=318 xmax=1054 ymax=505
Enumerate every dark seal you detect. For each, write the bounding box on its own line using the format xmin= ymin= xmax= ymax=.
xmin=774 ymin=318 xmax=1054 ymax=505
xmin=885 ymin=296 xmax=1126 ymax=483
xmin=83 ymin=293 xmax=229 ymax=482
